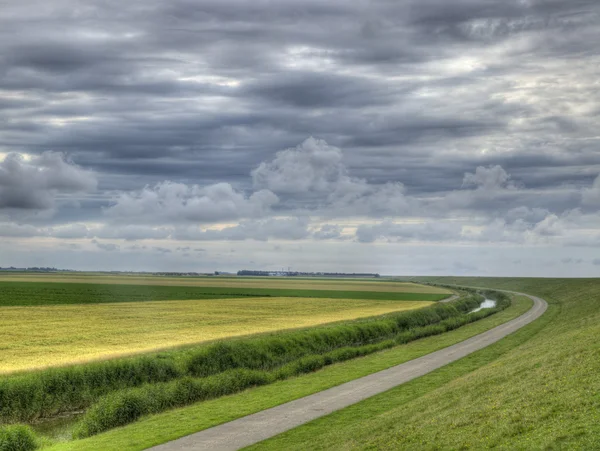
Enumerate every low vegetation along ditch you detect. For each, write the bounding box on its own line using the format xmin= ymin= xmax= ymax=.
xmin=0 ymin=289 xmax=509 ymax=449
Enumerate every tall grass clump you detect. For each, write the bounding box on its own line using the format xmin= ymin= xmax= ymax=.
xmin=73 ymin=369 xmax=272 ymax=438
xmin=185 ymin=295 xmax=482 ymax=378
xmin=0 ymin=357 xmax=182 ymax=423
xmin=75 ymin=291 xmax=511 ymax=437
xmin=0 ymin=425 xmax=39 ymax=451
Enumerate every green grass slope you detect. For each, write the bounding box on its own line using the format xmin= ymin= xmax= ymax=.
xmin=250 ymin=278 xmax=600 ymax=450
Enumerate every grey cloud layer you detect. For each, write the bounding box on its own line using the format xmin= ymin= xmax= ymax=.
xmin=1 ymin=0 xmax=600 ymax=272
xmin=251 ymin=137 xmax=410 ymax=215
xmin=1 ymin=0 xmax=599 ymax=194
xmin=0 ymin=152 xmax=96 ymax=210
xmin=106 ymin=181 xmax=278 ymax=224
xmin=1 ymin=136 xmax=598 ymax=248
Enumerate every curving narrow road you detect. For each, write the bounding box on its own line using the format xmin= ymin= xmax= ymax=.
xmin=149 ymin=291 xmax=548 ymax=451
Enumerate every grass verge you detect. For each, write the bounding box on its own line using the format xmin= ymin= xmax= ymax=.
xmin=247 ymin=295 xmax=555 ymax=450
xmin=251 ymin=277 xmax=600 ymax=450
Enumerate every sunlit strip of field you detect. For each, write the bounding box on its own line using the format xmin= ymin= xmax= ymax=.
xmin=0 ymin=274 xmax=450 ymax=294
xmin=0 ymin=297 xmax=432 ymax=374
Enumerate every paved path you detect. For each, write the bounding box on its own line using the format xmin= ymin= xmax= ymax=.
xmin=150 ymin=291 xmax=547 ymax=451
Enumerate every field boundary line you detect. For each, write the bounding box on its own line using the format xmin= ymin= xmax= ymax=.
xmin=148 ymin=289 xmax=548 ymax=451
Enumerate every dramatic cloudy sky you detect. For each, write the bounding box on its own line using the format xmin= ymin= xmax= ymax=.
xmin=1 ymin=0 xmax=600 ymax=276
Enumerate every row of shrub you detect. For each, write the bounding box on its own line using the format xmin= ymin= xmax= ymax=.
xmin=184 ymin=294 xmax=482 ymax=377
xmin=0 ymin=291 xmax=498 ymax=424
xmin=0 ymin=425 xmax=39 ymax=451
xmin=0 ymin=357 xmax=183 ymax=423
xmin=75 ymin=293 xmax=510 ymax=437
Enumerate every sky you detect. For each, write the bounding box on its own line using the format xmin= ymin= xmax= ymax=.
xmin=1 ymin=0 xmax=600 ymax=276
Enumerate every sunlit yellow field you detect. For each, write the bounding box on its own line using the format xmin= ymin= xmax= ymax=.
xmin=0 ymin=297 xmax=432 ymax=374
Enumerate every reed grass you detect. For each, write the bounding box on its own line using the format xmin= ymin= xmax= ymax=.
xmin=0 ymin=425 xmax=39 ymax=451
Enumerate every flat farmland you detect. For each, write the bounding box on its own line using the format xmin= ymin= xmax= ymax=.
xmin=0 ymin=275 xmax=509 ymax=450
xmin=0 ymin=297 xmax=432 ymax=374
xmin=0 ymin=273 xmax=450 ymax=293
xmin=0 ymin=275 xmax=446 ymax=374
xmin=0 ymin=281 xmax=449 ymax=307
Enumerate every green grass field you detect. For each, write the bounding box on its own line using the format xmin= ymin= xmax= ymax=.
xmin=249 ymin=277 xmax=600 ymax=450
xmin=0 ymin=274 xmax=450 ymax=293
xmin=0 ymin=281 xmax=448 ymax=307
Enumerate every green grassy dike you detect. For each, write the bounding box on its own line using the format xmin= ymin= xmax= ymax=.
xmin=250 ymin=278 xmax=600 ymax=450
xmin=43 ymin=294 xmax=531 ymax=451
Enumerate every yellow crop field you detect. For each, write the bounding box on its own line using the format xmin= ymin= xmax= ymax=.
xmin=0 ymin=297 xmax=432 ymax=374
xmin=0 ymin=273 xmax=450 ymax=294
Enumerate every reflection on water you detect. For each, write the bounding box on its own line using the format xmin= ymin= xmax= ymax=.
xmin=30 ymin=412 xmax=83 ymax=442
xmin=469 ymin=299 xmax=496 ymax=314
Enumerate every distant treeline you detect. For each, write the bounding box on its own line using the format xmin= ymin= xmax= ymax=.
xmin=237 ymin=270 xmax=380 ymax=277
xmin=0 ymin=267 xmax=69 ymax=272
xmin=151 ymin=272 xmax=215 ymax=276
xmin=0 ymin=268 xmax=226 ymax=276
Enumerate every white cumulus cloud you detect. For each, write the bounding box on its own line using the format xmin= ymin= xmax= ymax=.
xmin=252 ymin=137 xmax=411 ymax=215
xmin=106 ymin=181 xmax=278 ymax=224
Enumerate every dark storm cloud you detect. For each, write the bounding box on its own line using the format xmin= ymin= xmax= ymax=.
xmin=0 ymin=152 xmax=96 ymax=210
xmin=4 ymin=41 xmax=111 ymax=74
xmin=242 ymin=72 xmax=401 ymax=108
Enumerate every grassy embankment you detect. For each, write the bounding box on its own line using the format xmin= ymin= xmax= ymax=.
xmin=42 ymin=292 xmax=528 ymax=451
xmin=250 ymin=277 xmax=600 ymax=450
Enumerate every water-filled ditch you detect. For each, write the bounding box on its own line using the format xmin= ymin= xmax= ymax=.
xmin=469 ymin=299 xmax=496 ymax=313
